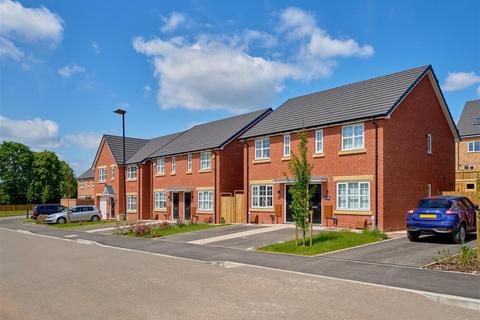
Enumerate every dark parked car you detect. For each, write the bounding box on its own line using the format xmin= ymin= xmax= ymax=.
xmin=31 ymin=204 xmax=66 ymax=219
xmin=406 ymin=196 xmax=477 ymax=243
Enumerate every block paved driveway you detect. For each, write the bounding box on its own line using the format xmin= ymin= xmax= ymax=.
xmin=1 ymin=218 xmax=479 ymax=301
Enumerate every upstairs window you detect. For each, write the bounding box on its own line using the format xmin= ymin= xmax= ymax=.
xmin=342 ymin=123 xmax=364 ymax=151
xmin=187 ymin=154 xmax=193 ymax=172
xmin=255 ymin=138 xmax=270 ymax=160
xmin=80 ymin=181 xmax=84 ymax=189
xmin=127 ymin=166 xmax=137 ymax=180
xmin=283 ymin=134 xmax=290 ymax=157
xmin=468 ymin=141 xmax=480 ymax=152
xmin=98 ymin=168 xmax=106 ymax=182
xmin=171 ymin=157 xmax=176 ymax=174
xmin=315 ymin=129 xmax=323 ymax=154
xmin=156 ymin=158 xmax=165 ymax=174
xmin=111 ymin=166 xmax=115 ymax=180
xmin=200 ymin=152 xmax=211 ymax=170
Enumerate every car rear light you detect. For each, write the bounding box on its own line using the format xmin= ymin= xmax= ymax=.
xmin=407 ymin=209 xmax=414 ymax=215
xmin=445 ymin=210 xmax=457 ymax=215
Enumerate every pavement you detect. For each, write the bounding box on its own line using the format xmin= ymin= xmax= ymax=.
xmin=0 ymin=227 xmax=478 ymax=320
xmin=0 ymin=218 xmax=479 ymax=308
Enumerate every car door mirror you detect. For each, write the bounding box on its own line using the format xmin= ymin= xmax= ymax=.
xmin=474 ymin=205 xmax=479 ymax=210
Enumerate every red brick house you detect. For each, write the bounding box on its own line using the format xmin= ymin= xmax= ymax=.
xmin=77 ymin=168 xmax=94 ymax=200
xmin=144 ymin=109 xmax=270 ymax=223
xmin=239 ymin=65 xmax=458 ymax=231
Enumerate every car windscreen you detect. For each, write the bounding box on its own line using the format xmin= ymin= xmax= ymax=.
xmin=417 ymin=199 xmax=452 ymax=209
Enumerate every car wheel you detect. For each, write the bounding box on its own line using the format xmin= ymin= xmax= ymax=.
xmin=452 ymin=224 xmax=466 ymax=244
xmin=91 ymin=215 xmax=100 ymax=222
xmin=407 ymin=231 xmax=420 ymax=242
xmin=57 ymin=217 xmax=67 ymax=224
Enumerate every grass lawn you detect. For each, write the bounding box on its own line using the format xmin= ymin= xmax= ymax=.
xmin=258 ymin=229 xmax=388 ymax=256
xmin=118 ymin=223 xmax=224 ymax=238
xmin=49 ymin=220 xmax=119 ymax=229
xmin=0 ymin=210 xmax=28 ymax=217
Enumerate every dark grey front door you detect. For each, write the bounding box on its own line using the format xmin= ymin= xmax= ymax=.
xmin=285 ymin=184 xmax=322 ymax=224
xmin=184 ymin=192 xmax=191 ymax=220
xmin=172 ymin=193 xmax=179 ymax=219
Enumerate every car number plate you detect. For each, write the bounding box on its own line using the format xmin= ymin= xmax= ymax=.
xmin=419 ymin=214 xmax=437 ymax=219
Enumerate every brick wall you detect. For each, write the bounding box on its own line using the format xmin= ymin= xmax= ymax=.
xmin=77 ymin=178 xmax=94 ymax=199
xmin=456 ymin=137 xmax=480 ymax=170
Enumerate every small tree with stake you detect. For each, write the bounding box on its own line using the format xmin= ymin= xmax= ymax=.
xmin=287 ymin=131 xmax=315 ymax=246
xmin=59 ymin=161 xmax=77 ymax=223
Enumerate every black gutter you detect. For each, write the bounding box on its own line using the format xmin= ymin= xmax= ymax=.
xmin=244 ymin=141 xmax=250 ymax=224
xmin=213 ymin=150 xmax=218 ymax=224
xmin=373 ymin=120 xmax=379 ymax=228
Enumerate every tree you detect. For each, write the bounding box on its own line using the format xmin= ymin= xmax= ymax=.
xmin=0 ymin=141 xmax=34 ymax=205
xmin=59 ymin=161 xmax=77 ymax=223
xmin=29 ymin=151 xmax=62 ymax=204
xmin=287 ymin=131 xmax=315 ymax=246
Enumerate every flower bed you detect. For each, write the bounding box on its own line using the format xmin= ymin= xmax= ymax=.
xmin=112 ymin=220 xmax=222 ymax=238
xmin=426 ymin=245 xmax=479 ymax=274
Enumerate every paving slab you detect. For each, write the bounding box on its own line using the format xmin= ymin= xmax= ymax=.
xmin=161 ymin=224 xmax=267 ymax=242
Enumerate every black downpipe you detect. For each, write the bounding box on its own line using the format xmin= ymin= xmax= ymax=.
xmin=373 ymin=121 xmax=379 ymax=228
xmin=244 ymin=141 xmax=250 ymax=224
xmin=213 ymin=150 xmax=217 ymax=224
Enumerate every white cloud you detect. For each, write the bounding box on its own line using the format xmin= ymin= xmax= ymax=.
xmin=91 ymin=41 xmax=101 ymax=54
xmin=65 ymin=132 xmax=102 ymax=150
xmin=0 ymin=115 xmax=62 ymax=148
xmin=133 ymin=7 xmax=374 ymax=112
xmin=0 ymin=0 xmax=63 ymax=60
xmin=143 ymin=85 xmax=151 ymax=97
xmin=133 ymin=36 xmax=299 ymax=112
xmin=443 ymin=71 xmax=480 ymax=92
xmin=58 ymin=63 xmax=86 ymax=78
xmin=161 ymin=12 xmax=187 ymax=33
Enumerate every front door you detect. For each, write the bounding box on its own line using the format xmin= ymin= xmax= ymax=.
xmin=184 ymin=192 xmax=191 ymax=220
xmin=100 ymin=198 xmax=107 ymax=220
xmin=110 ymin=199 xmax=115 ymax=219
xmin=285 ymin=184 xmax=322 ymax=224
xmin=172 ymin=193 xmax=179 ymax=220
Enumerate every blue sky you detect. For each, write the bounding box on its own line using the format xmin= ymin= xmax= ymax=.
xmin=0 ymin=0 xmax=479 ymax=175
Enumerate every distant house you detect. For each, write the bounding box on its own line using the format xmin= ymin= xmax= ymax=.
xmin=77 ymin=168 xmax=94 ymax=200
xmin=239 ymin=65 xmax=458 ymax=231
xmin=455 ymin=99 xmax=480 ymax=192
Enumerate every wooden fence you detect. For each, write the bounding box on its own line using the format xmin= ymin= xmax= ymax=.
xmin=442 ymin=191 xmax=479 ymax=205
xmin=220 ymin=191 xmax=245 ymax=224
xmin=0 ymin=204 xmax=35 ymax=212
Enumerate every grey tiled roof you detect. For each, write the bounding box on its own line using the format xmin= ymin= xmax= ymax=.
xmin=150 ymin=108 xmax=271 ymax=157
xmin=458 ymin=100 xmax=480 ymax=138
xmin=240 ymin=65 xmax=431 ymax=139
xmin=126 ymin=132 xmax=184 ymax=164
xmin=103 ymin=135 xmax=149 ymax=165
xmin=77 ymin=168 xmax=93 ymax=180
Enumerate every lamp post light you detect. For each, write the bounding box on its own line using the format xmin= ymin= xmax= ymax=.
xmin=113 ymin=108 xmax=127 ymax=221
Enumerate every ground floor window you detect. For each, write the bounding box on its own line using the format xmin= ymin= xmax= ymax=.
xmin=336 ymin=181 xmax=370 ymax=210
xmin=154 ymin=192 xmax=166 ymax=209
xmin=127 ymin=195 xmax=137 ymax=212
xmin=198 ymin=191 xmax=213 ymax=211
xmin=252 ymin=185 xmax=273 ymax=208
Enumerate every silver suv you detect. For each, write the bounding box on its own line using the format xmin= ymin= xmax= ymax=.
xmin=44 ymin=205 xmax=101 ymax=224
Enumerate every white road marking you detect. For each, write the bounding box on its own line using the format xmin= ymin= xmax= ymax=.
xmin=64 ymin=234 xmax=78 ymax=238
xmin=187 ymin=225 xmax=290 ymax=245
xmin=1 ymin=226 xmax=479 ymax=311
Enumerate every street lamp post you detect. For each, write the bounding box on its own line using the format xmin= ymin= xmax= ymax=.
xmin=114 ymin=108 xmax=127 ymax=221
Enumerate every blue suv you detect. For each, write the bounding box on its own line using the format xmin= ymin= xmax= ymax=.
xmin=406 ymin=196 xmax=477 ymax=243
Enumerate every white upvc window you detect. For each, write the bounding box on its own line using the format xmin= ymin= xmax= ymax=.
xmin=98 ymin=168 xmax=106 ymax=182
xmin=127 ymin=195 xmax=137 ymax=212
xmin=336 ymin=181 xmax=370 ymax=211
xmin=127 ymin=165 xmax=137 ymax=180
xmin=427 ymin=133 xmax=432 ymax=154
xmin=283 ymin=134 xmax=290 ymax=157
xmin=171 ymin=157 xmax=176 ymax=174
xmin=200 ymin=152 xmax=211 ymax=170
xmin=156 ymin=158 xmax=165 ymax=175
xmin=468 ymin=141 xmax=480 ymax=152
xmin=315 ymin=129 xmax=323 ymax=154
xmin=154 ymin=192 xmax=166 ymax=209
xmin=80 ymin=181 xmax=84 ymax=189
xmin=255 ymin=138 xmax=270 ymax=160
xmin=251 ymin=185 xmax=273 ymax=208
xmin=342 ymin=123 xmax=364 ymax=151
xmin=187 ymin=154 xmax=193 ymax=172
xmin=198 ymin=191 xmax=214 ymax=211
xmin=111 ymin=166 xmax=115 ymax=180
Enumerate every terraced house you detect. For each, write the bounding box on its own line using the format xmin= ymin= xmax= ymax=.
xmin=239 ymin=65 xmax=458 ymax=231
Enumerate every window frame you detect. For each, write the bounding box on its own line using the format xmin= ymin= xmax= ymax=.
xmin=187 ymin=154 xmax=193 ymax=172
xmin=283 ymin=134 xmax=291 ymax=157
xmin=111 ymin=166 xmax=115 ymax=180
xmin=254 ymin=138 xmax=270 ymax=160
xmin=156 ymin=158 xmax=165 ymax=175
xmin=341 ymin=123 xmax=364 ymax=151
xmin=200 ymin=152 xmax=211 ymax=171
xmin=127 ymin=165 xmax=137 ymax=180
xmin=154 ymin=191 xmax=167 ymax=210
xmin=127 ymin=195 xmax=137 ymax=212
xmin=198 ymin=190 xmax=214 ymax=212
xmin=336 ymin=181 xmax=370 ymax=211
xmin=468 ymin=141 xmax=480 ymax=153
xmin=427 ymin=134 xmax=432 ymax=154
xmin=251 ymin=184 xmax=274 ymax=209
xmin=171 ymin=157 xmax=176 ymax=174
xmin=315 ymin=129 xmax=323 ymax=154
xmin=98 ymin=168 xmax=106 ymax=182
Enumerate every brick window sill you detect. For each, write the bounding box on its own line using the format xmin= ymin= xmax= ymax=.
xmin=333 ymin=210 xmax=372 ymax=216
xmin=252 ymin=159 xmax=271 ymax=164
xmin=338 ymin=149 xmax=366 ymax=156
xmin=281 ymin=157 xmax=291 ymax=161
xmin=250 ymin=207 xmax=275 ymax=212
xmin=198 ymin=169 xmax=211 ymax=173
xmin=313 ymin=153 xmax=325 ymax=158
